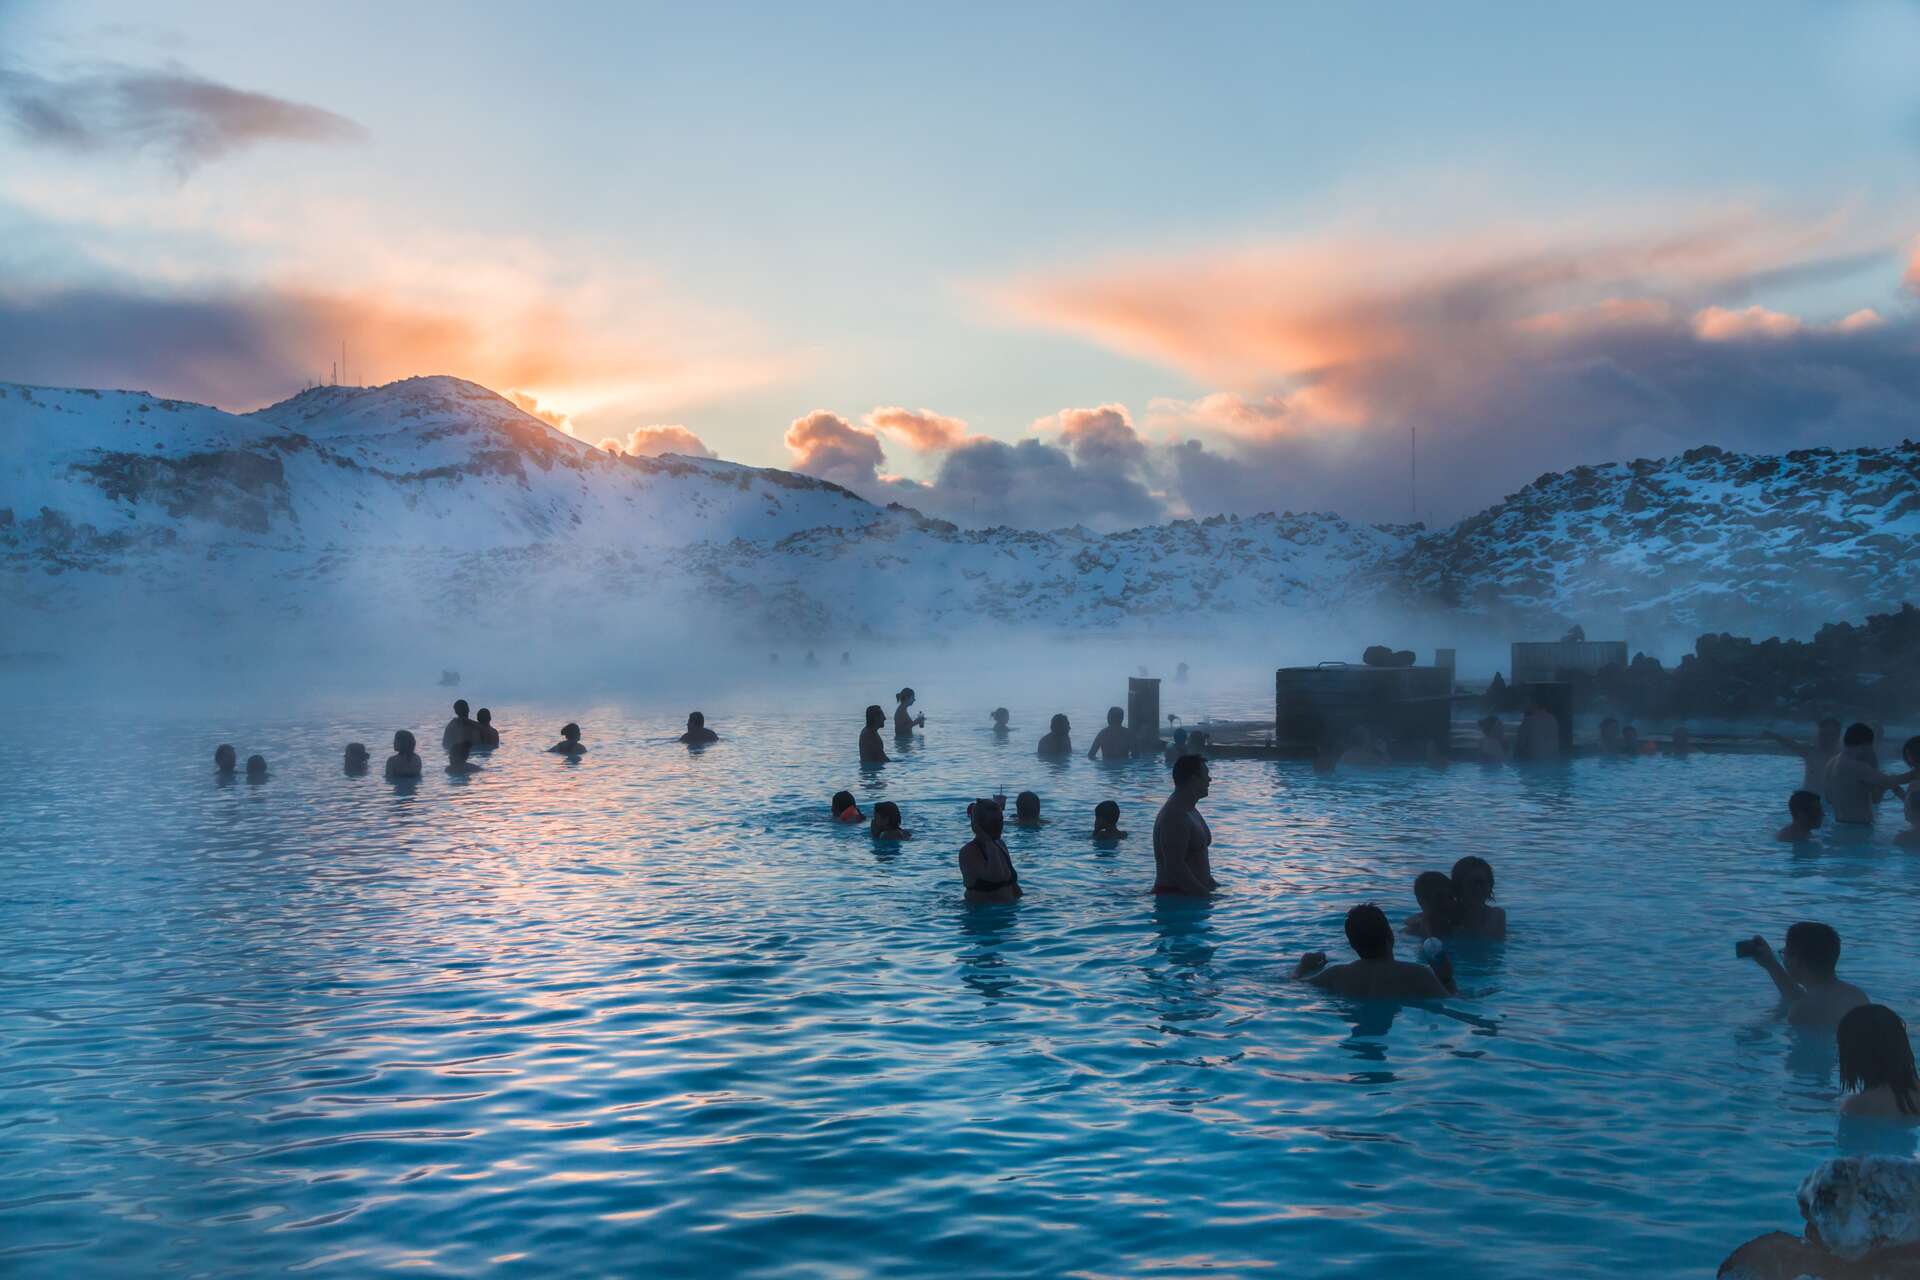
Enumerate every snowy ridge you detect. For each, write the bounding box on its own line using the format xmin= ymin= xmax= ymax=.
xmin=3 ymin=376 xmax=1915 ymax=644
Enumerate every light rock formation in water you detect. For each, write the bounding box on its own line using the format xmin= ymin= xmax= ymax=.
xmin=1719 ymin=1156 xmax=1920 ymax=1279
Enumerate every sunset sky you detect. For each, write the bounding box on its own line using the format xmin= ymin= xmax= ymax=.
xmin=4 ymin=0 xmax=1920 ymax=526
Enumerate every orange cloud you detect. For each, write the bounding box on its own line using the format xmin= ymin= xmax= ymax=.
xmin=597 ymin=424 xmax=715 ymax=459
xmin=1691 ymin=305 xmax=1803 ymax=341
xmin=863 ymin=405 xmax=969 ymax=451
xmin=1146 ymin=392 xmax=1291 ymax=438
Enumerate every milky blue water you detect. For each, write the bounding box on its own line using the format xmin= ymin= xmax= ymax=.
xmin=3 ymin=688 xmax=1917 ymax=1278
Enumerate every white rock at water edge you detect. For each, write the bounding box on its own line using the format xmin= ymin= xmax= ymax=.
xmin=1797 ymin=1155 xmax=1920 ymax=1261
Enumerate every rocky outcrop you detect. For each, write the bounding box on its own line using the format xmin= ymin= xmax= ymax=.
xmin=1720 ymin=1157 xmax=1920 ymax=1279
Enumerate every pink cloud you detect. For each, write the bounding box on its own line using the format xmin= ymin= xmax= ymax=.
xmin=864 ymin=405 xmax=969 ymax=452
xmin=784 ymin=410 xmax=885 ymax=487
xmin=1691 ymin=305 xmax=1803 ymax=341
xmin=598 ymin=424 xmax=715 ymax=458
xmin=1146 ymin=392 xmax=1291 ymax=437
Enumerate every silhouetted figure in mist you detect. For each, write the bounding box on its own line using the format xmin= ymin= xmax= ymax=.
xmin=1092 ymin=799 xmax=1128 ymax=840
xmin=959 ymin=798 xmax=1020 ymax=903
xmin=1404 ymin=870 xmax=1460 ymax=940
xmin=894 ymin=688 xmax=925 ymax=738
xmin=1770 ymin=718 xmax=1843 ymax=792
xmin=805 ymin=650 xmax=820 ymax=668
xmin=681 ymin=712 xmax=718 ymax=745
xmin=443 ymin=700 xmax=475 ymax=752
xmin=1514 ymin=698 xmax=1561 ymax=762
xmin=1037 ymin=713 xmax=1072 ymax=758
xmin=1087 ymin=706 xmax=1131 ymax=760
xmin=1450 ymin=855 xmax=1506 ymax=939
xmin=385 ymin=730 xmax=423 ymax=779
xmin=1825 ymin=722 xmax=1916 ymax=824
xmin=344 ymin=742 xmax=370 ymax=774
xmin=1175 ymin=661 xmax=1189 ymax=684
xmin=989 ymin=708 xmax=1011 ymax=737
xmin=245 ymin=754 xmax=269 ymax=781
xmin=1776 ymin=790 xmax=1824 ymax=842
xmin=446 ymin=740 xmax=481 ymax=775
xmin=1153 ymin=754 xmax=1216 ymax=896
xmin=869 ymin=800 xmax=912 ymax=840
xmin=840 ymin=651 xmax=851 ymax=666
xmin=1012 ymin=791 xmax=1045 ymax=827
xmin=214 ymin=744 xmax=238 ymax=776
xmin=473 ymin=708 xmax=500 ymax=750
xmin=860 ymin=705 xmax=889 ymax=763
xmin=1476 ymin=715 xmax=1508 ymax=763
xmin=548 ymin=722 xmax=587 ymax=757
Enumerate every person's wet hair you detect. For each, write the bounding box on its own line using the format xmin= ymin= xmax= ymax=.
xmin=1843 ymin=722 xmax=1874 ymax=748
xmin=991 ymin=708 xmax=1009 ymax=724
xmin=1788 ymin=790 xmax=1824 ymax=824
xmin=1094 ymin=800 xmax=1120 ymax=827
xmin=1344 ymin=903 xmax=1394 ymax=960
xmin=1839 ymin=1004 xmax=1920 ymax=1116
xmin=1414 ymin=871 xmax=1458 ymax=934
xmin=897 ymin=687 xmax=915 ymax=703
xmin=476 ymin=708 xmax=492 ymax=725
xmin=1786 ymin=922 xmax=1841 ymax=977
xmin=688 ymin=711 xmax=706 ymax=728
xmin=214 ymin=744 xmax=237 ymax=771
xmin=1015 ymin=791 xmax=1040 ymax=820
xmin=561 ymin=722 xmax=581 ymax=739
xmin=245 ymin=754 xmax=268 ymax=777
xmin=393 ymin=729 xmax=416 ymax=753
xmin=454 ymin=699 xmax=469 ymax=717
xmin=831 ymin=790 xmax=857 ymax=817
xmin=1451 ymin=855 xmax=1496 ymax=903
xmin=345 ymin=742 xmax=369 ymax=766
xmin=1049 ymin=713 xmax=1069 ymax=734
xmin=1171 ymin=754 xmax=1207 ymax=786
xmin=969 ymin=798 xmax=1005 ymax=839
xmin=1106 ymin=706 xmax=1125 ymax=726
xmin=866 ymin=705 xmax=886 ymax=729
xmin=871 ymin=801 xmax=902 ymax=832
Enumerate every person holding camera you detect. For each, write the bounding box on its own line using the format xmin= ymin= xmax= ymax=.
xmin=1739 ymin=922 xmax=1868 ymax=1028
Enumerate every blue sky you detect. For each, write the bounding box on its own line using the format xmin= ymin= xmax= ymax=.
xmin=3 ymin=0 xmax=1919 ymax=525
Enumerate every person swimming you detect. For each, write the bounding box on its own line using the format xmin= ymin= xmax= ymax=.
xmin=244 ymin=753 xmax=269 ymax=780
xmin=1449 ymin=856 xmax=1505 ymax=939
xmin=384 ymin=729 xmax=423 ymax=779
xmin=1087 ymin=706 xmax=1132 ymax=760
xmin=214 ymin=743 xmax=238 ymax=775
xmin=1476 ymin=715 xmax=1508 ymax=763
xmin=1404 ymin=870 xmax=1460 ymax=940
xmin=860 ymin=705 xmax=889 ymax=764
xmin=1037 ymin=713 xmax=1072 ymax=758
xmin=959 ymin=798 xmax=1021 ymax=902
xmin=548 ymin=722 xmax=587 ymax=756
xmin=1775 ymin=789 xmax=1824 ymax=842
xmin=344 ymin=742 xmax=370 ymax=773
xmin=1738 ymin=921 xmax=1869 ymax=1028
xmin=443 ymin=699 xmax=475 ymax=752
xmin=1092 ymin=799 xmax=1128 ymax=840
xmin=832 ymin=790 xmax=865 ymax=823
xmin=990 ymin=707 xmax=1011 ymax=736
xmin=1012 ymin=791 xmax=1045 ymax=827
xmin=1770 ymin=718 xmax=1843 ymax=793
xmin=472 ymin=708 xmax=501 ymax=750
xmin=1151 ymin=755 xmax=1217 ymax=896
xmin=869 ymin=800 xmax=912 ymax=840
xmin=1293 ymin=903 xmax=1455 ymax=999
xmin=446 ymin=740 xmax=481 ymax=775
xmin=1823 ymin=723 xmax=1917 ymax=824
xmin=680 ymin=712 xmax=719 ymax=745
xmin=1838 ymin=1004 xmax=1920 ymax=1123
xmin=894 ymin=688 xmax=925 ymax=738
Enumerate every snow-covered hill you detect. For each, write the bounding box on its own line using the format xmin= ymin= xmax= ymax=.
xmin=3 ymin=375 xmax=1915 ymax=654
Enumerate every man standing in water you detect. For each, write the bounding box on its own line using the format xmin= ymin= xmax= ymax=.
xmin=1152 ymin=755 xmax=1217 ymax=896
xmin=1822 ymin=723 xmax=1917 ymax=824
xmin=443 ymin=700 xmax=475 ymax=753
xmin=1740 ymin=922 xmax=1868 ymax=1028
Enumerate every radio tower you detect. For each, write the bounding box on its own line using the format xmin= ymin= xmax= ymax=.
xmin=1409 ymin=425 xmax=1417 ymax=525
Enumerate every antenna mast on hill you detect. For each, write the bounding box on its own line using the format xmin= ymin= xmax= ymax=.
xmin=1409 ymin=425 xmax=1417 ymax=525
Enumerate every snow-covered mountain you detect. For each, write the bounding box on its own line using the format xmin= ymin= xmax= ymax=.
xmin=3 ymin=375 xmax=1915 ymax=653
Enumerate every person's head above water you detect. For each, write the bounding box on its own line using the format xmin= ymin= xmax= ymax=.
xmin=831 ymin=790 xmax=858 ymax=818
xmin=865 ymin=705 xmax=885 ymax=730
xmin=1344 ymin=903 xmax=1395 ymax=960
xmin=1414 ymin=870 xmax=1456 ymax=917
xmin=968 ymin=797 xmax=1005 ymax=840
xmin=393 ymin=729 xmax=416 ymax=754
xmin=476 ymin=708 xmax=492 ymax=726
xmin=245 ymin=754 xmax=268 ymax=777
xmin=448 ymin=740 xmax=470 ymax=767
xmin=1049 ymin=713 xmax=1070 ymax=735
xmin=870 ymin=801 xmax=902 ymax=832
xmin=1094 ymin=799 xmax=1120 ymax=828
xmin=1785 ymin=921 xmax=1842 ymax=981
xmin=687 ymin=712 xmax=706 ymax=730
xmin=1015 ymin=791 xmax=1040 ymax=820
xmin=1451 ymin=855 xmax=1495 ymax=906
xmin=1838 ymin=1004 xmax=1920 ymax=1115
xmin=214 ymin=743 xmax=237 ymax=772
xmin=453 ymin=699 xmax=469 ymax=718
xmin=1171 ymin=753 xmax=1210 ymax=799
xmin=1789 ymin=789 xmax=1825 ymax=828
xmin=1818 ymin=717 xmax=1844 ymax=748
xmin=896 ymin=688 xmax=915 ymax=706
xmin=561 ymin=722 xmax=581 ymax=741
xmin=991 ymin=708 xmax=1010 ymax=726
xmin=345 ymin=742 xmax=369 ymax=765
xmin=1843 ymin=722 xmax=1874 ymax=749
xmin=1106 ymin=706 xmax=1125 ymax=728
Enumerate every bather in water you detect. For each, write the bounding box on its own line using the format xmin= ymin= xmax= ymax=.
xmin=860 ymin=705 xmax=889 ymax=764
xmin=1449 ymin=856 xmax=1505 ymax=939
xmin=214 ymin=743 xmax=238 ymax=776
xmin=1838 ymin=1004 xmax=1920 ymax=1123
xmin=245 ymin=754 xmax=269 ymax=781
xmin=1775 ymin=790 xmax=1824 ymax=842
xmin=959 ymin=798 xmax=1020 ymax=903
xmin=1036 ymin=714 xmax=1072 ymax=758
xmin=1092 ymin=800 xmax=1128 ymax=840
xmin=1403 ymin=870 xmax=1460 ymax=940
xmin=445 ymin=740 xmax=481 ymax=775
xmin=1823 ymin=723 xmax=1917 ymax=824
xmin=472 ymin=708 xmax=500 ymax=750
xmin=548 ymin=723 xmax=587 ymax=756
xmin=990 ymin=708 xmax=1011 ymax=737
xmin=869 ymin=801 xmax=912 ymax=841
xmin=1738 ymin=921 xmax=1868 ymax=1028
xmin=1087 ymin=707 xmax=1131 ymax=760
xmin=1293 ymin=903 xmax=1455 ymax=999
xmin=385 ymin=730 xmax=423 ymax=779
xmin=680 ymin=712 xmax=719 ymax=745
xmin=894 ymin=688 xmax=925 ymax=738
xmin=832 ymin=790 xmax=865 ymax=824
xmin=1151 ymin=755 xmax=1216 ymax=896
xmin=443 ymin=700 xmax=475 ymax=752
xmin=1011 ymin=791 xmax=1045 ymax=828
xmin=344 ymin=742 xmax=371 ymax=774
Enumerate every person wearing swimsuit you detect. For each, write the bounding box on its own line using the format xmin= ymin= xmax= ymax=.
xmin=1152 ymin=754 xmax=1217 ymax=896
xmin=894 ymin=688 xmax=926 ymax=739
xmin=960 ymin=798 xmax=1021 ymax=903
xmin=860 ymin=705 xmax=890 ymax=764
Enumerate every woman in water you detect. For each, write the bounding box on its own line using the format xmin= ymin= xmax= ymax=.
xmin=894 ymin=688 xmax=925 ymax=738
xmin=548 ymin=723 xmax=587 ymax=756
xmin=1404 ymin=870 xmax=1460 ymax=939
xmin=1450 ymin=855 xmax=1506 ymax=939
xmin=869 ymin=801 xmax=912 ymax=840
xmin=214 ymin=743 xmax=238 ymax=775
xmin=1037 ymin=714 xmax=1072 ymax=758
xmin=990 ymin=708 xmax=1011 ymax=737
xmin=959 ymin=798 xmax=1021 ymax=902
xmin=344 ymin=742 xmax=370 ymax=774
xmin=1012 ymin=791 xmax=1045 ymax=827
xmin=860 ymin=705 xmax=889 ymax=764
xmin=446 ymin=740 xmax=481 ymax=775
xmin=832 ymin=791 xmax=865 ymax=823
xmin=385 ymin=730 xmax=423 ymax=779
xmin=1092 ymin=800 xmax=1128 ymax=840
xmin=245 ymin=754 xmax=269 ymax=780
xmin=1838 ymin=1004 xmax=1920 ymax=1122
xmin=1087 ymin=706 xmax=1132 ymax=760
xmin=472 ymin=708 xmax=501 ymax=750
